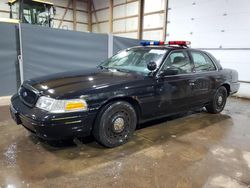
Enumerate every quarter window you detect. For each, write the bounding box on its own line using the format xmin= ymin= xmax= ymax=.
xmin=161 ymin=51 xmax=193 ymax=75
xmin=191 ymin=52 xmax=216 ymax=72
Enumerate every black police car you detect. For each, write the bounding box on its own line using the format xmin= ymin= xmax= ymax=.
xmin=10 ymin=41 xmax=240 ymax=147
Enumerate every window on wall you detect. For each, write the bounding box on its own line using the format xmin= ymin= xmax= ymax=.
xmin=190 ymin=51 xmax=216 ymax=72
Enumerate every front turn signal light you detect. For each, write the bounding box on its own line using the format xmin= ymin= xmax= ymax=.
xmin=65 ymin=101 xmax=87 ymax=111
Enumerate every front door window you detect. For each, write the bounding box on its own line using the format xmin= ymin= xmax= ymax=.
xmin=161 ymin=51 xmax=193 ymax=75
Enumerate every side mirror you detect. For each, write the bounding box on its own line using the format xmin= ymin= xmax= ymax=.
xmin=161 ymin=67 xmax=179 ymax=76
xmin=147 ymin=61 xmax=157 ymax=71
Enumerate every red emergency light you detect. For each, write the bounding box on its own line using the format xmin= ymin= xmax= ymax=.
xmin=168 ymin=41 xmax=191 ymax=46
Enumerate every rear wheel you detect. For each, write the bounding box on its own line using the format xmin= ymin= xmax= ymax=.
xmin=206 ymin=86 xmax=228 ymax=114
xmin=93 ymin=101 xmax=137 ymax=148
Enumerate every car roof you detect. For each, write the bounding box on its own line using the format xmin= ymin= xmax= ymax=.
xmin=128 ymin=45 xmax=222 ymax=69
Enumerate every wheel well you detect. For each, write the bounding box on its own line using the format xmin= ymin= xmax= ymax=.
xmin=221 ymin=83 xmax=230 ymax=96
xmin=99 ymin=97 xmax=141 ymax=122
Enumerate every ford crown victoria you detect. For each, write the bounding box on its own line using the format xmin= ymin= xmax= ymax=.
xmin=10 ymin=41 xmax=240 ymax=147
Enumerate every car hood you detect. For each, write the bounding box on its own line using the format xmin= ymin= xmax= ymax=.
xmin=25 ymin=68 xmax=145 ymax=98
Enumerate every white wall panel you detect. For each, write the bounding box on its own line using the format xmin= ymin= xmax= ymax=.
xmin=51 ymin=0 xmax=72 ymax=7
xmin=92 ymin=0 xmax=109 ymax=10
xmin=114 ymin=0 xmax=138 ymax=6
xmin=126 ymin=1 xmax=138 ymax=16
xmin=0 ymin=12 xmax=9 ymax=19
xmin=92 ymin=22 xmax=109 ymax=33
xmin=53 ymin=20 xmax=73 ymax=30
xmin=92 ymin=9 xmax=109 ymax=22
xmin=114 ymin=32 xmax=138 ymax=39
xmin=76 ymin=23 xmax=88 ymax=32
xmin=77 ymin=1 xmax=88 ymax=11
xmin=205 ymin=50 xmax=250 ymax=82
xmin=0 ymin=1 xmax=9 ymax=10
xmin=144 ymin=13 xmax=163 ymax=29
xmin=235 ymin=83 xmax=250 ymax=98
xmin=168 ymin=0 xmax=250 ymax=48
xmin=113 ymin=5 xmax=126 ymax=18
xmin=114 ymin=0 xmax=126 ymax=5
xmin=58 ymin=9 xmax=73 ymax=21
xmin=76 ymin=11 xmax=88 ymax=23
xmin=113 ymin=17 xmax=138 ymax=32
xmin=143 ymin=30 xmax=163 ymax=40
xmin=113 ymin=20 xmax=126 ymax=31
xmin=144 ymin=0 xmax=164 ymax=13
xmin=127 ymin=17 xmax=138 ymax=30
xmin=113 ymin=1 xmax=138 ymax=18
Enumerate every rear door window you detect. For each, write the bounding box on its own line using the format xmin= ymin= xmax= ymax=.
xmin=190 ymin=51 xmax=216 ymax=72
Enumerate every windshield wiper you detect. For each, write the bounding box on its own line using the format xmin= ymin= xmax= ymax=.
xmin=98 ymin=65 xmax=131 ymax=73
xmin=98 ymin=65 xmax=108 ymax=70
xmin=113 ymin=68 xmax=131 ymax=73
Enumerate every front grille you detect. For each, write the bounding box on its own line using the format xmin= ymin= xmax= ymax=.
xmin=19 ymin=86 xmax=38 ymax=107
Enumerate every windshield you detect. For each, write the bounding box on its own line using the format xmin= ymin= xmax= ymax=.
xmin=100 ymin=48 xmax=168 ymax=75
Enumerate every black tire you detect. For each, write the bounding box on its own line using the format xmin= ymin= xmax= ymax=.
xmin=206 ymin=86 xmax=228 ymax=114
xmin=93 ymin=101 xmax=137 ymax=148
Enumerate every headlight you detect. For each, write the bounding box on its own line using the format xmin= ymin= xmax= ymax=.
xmin=35 ymin=96 xmax=88 ymax=113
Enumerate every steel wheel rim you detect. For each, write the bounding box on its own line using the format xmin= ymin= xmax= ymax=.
xmin=215 ymin=91 xmax=226 ymax=111
xmin=106 ymin=110 xmax=131 ymax=142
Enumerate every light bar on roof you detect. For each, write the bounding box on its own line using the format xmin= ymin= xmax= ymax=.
xmin=140 ymin=40 xmax=191 ymax=46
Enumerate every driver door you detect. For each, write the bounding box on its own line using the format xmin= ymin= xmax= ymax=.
xmin=155 ymin=50 xmax=196 ymax=115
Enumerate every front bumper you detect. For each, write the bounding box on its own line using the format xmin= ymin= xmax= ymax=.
xmin=10 ymin=94 xmax=96 ymax=140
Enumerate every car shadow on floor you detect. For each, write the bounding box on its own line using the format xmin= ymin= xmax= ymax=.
xmin=31 ymin=109 xmax=201 ymax=148
xmin=32 ymin=108 xmax=231 ymax=151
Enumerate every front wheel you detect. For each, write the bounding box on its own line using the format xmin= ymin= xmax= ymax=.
xmin=206 ymin=86 xmax=228 ymax=114
xmin=93 ymin=101 xmax=137 ymax=148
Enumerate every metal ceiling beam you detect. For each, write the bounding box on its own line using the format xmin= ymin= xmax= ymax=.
xmin=87 ymin=0 xmax=92 ymax=32
xmin=73 ymin=0 xmax=77 ymax=31
xmin=109 ymin=0 xmax=113 ymax=33
xmin=138 ymin=0 xmax=144 ymax=40
xmin=162 ymin=0 xmax=169 ymax=41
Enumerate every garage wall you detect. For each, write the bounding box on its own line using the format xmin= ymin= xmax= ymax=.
xmin=1 ymin=0 xmax=168 ymax=40
xmin=167 ymin=0 xmax=250 ymax=98
xmin=92 ymin=0 xmax=167 ymax=40
xmin=0 ymin=0 xmax=89 ymax=32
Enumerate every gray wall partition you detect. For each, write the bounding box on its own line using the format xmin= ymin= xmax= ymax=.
xmin=113 ymin=36 xmax=141 ymax=54
xmin=0 ymin=23 xmax=143 ymax=96
xmin=0 ymin=23 xmax=19 ymax=96
xmin=21 ymin=24 xmax=109 ymax=80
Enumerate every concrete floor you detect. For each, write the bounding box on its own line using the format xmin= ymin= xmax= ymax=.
xmin=0 ymin=97 xmax=250 ymax=188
